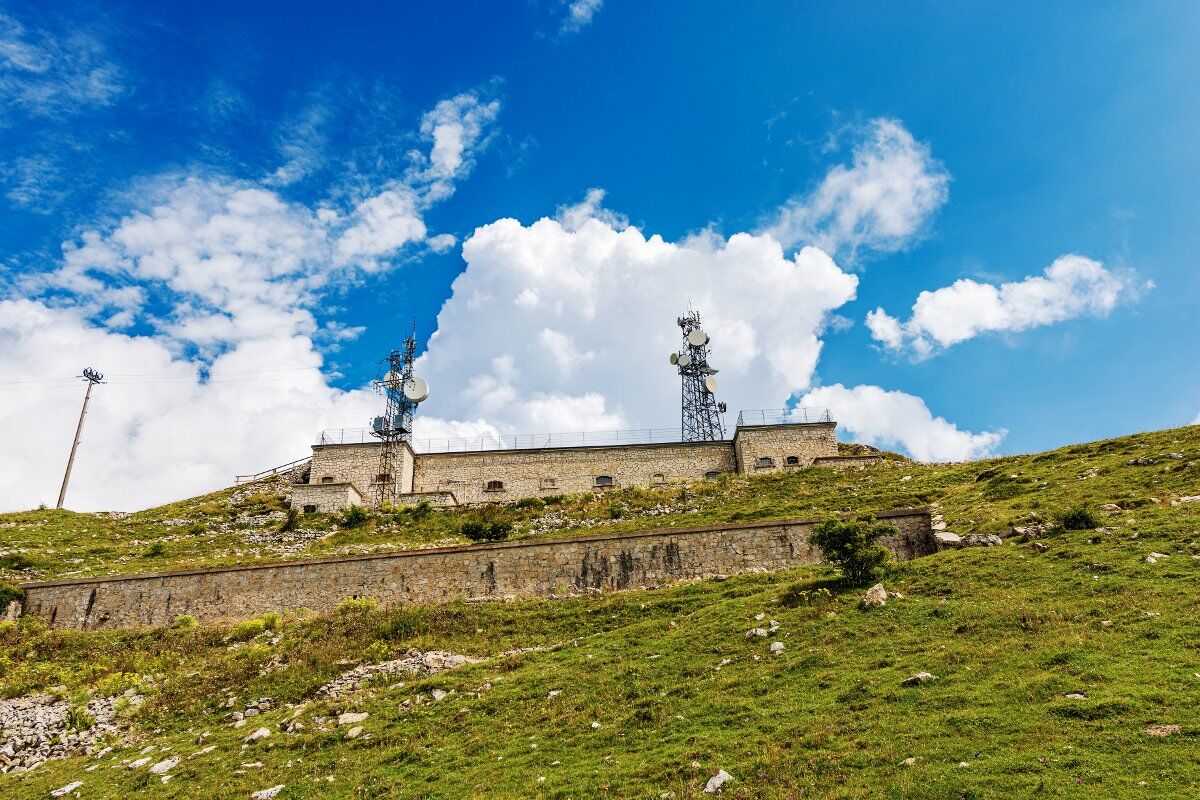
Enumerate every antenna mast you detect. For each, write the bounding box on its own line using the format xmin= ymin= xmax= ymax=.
xmin=670 ymin=310 xmax=726 ymax=442
xmin=57 ymin=367 xmax=103 ymax=510
xmin=371 ymin=324 xmax=429 ymax=507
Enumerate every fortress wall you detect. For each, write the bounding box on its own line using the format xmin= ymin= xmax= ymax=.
xmin=21 ymin=509 xmax=933 ymax=630
xmin=411 ymin=441 xmax=735 ymax=505
xmin=309 ymin=442 xmax=415 ymax=499
xmin=734 ymin=422 xmax=837 ymax=474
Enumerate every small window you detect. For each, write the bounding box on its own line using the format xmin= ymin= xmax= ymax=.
xmin=594 ymin=475 xmax=614 ymax=488
xmin=302 ymin=504 xmax=317 ymax=514
xmin=785 ymin=456 xmax=800 ymax=466
xmin=375 ymin=473 xmax=392 ymax=484
xmin=651 ymin=473 xmax=666 ymax=485
xmin=540 ymin=477 xmax=557 ymax=489
xmin=320 ymin=476 xmax=334 ymax=484
xmin=755 ymin=457 xmax=775 ymax=469
xmin=704 ymin=470 xmax=721 ymax=480
xmin=485 ymin=480 xmax=505 ymax=492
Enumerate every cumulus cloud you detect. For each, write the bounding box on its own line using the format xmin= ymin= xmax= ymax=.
xmin=866 ymin=254 xmax=1144 ymax=359
xmin=0 ymin=8 xmax=123 ymax=115
xmin=765 ymin=119 xmax=949 ymax=262
xmin=799 ymin=383 xmax=1005 ymax=462
xmin=560 ymin=0 xmax=604 ymax=34
xmin=412 ymin=191 xmax=859 ymax=436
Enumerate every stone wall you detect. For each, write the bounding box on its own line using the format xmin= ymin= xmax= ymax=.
xmin=309 ymin=442 xmax=415 ymax=500
xmin=733 ymin=422 xmax=837 ymax=474
xmin=291 ymin=483 xmax=362 ymax=514
xmin=812 ymin=455 xmax=885 ymax=468
xmin=20 ymin=509 xmax=933 ymax=630
xmin=412 ymin=441 xmax=735 ymax=505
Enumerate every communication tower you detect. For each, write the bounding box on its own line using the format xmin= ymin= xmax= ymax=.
xmin=372 ymin=325 xmax=430 ymax=506
xmin=669 ymin=310 xmax=726 ymax=442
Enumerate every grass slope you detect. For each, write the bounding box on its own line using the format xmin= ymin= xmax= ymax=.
xmin=0 ymin=425 xmax=1198 ymax=798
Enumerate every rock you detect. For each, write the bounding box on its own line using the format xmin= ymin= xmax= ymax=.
xmin=346 ymin=726 xmax=363 ymax=739
xmin=1146 ymin=553 xmax=1169 ymax=564
xmin=769 ymin=642 xmax=784 ymax=654
xmin=149 ymin=757 xmax=179 ymax=774
xmin=431 ymin=689 xmax=448 ymax=702
xmin=860 ymin=583 xmax=888 ymax=609
xmin=1143 ymin=724 xmax=1181 ymax=736
xmin=901 ymin=757 xmax=917 ymax=767
xmin=546 ymin=690 xmax=561 ymax=699
xmin=316 ymin=651 xmax=477 ymax=699
xmin=934 ymin=532 xmax=962 ymax=549
xmin=960 ymin=534 xmax=1003 ymax=547
xmin=337 ymin=711 xmax=369 ymax=725
xmin=244 ymin=727 xmax=271 ymax=743
xmin=1030 ymin=542 xmax=1049 ymax=553
xmin=1179 ymin=495 xmax=1200 ymax=504
xmin=901 ymin=672 xmax=939 ymax=687
xmin=704 ymin=770 xmax=733 ymax=793
xmin=1097 ymin=503 xmax=1121 ymax=511
xmin=590 ymin=721 xmax=601 ymax=730
xmin=1064 ymin=693 xmax=1087 ymax=700
xmin=250 ymin=786 xmax=285 ymax=800
xmin=1166 ymin=452 xmax=1184 ymax=459
xmin=50 ymin=782 xmax=84 ymax=797
xmin=744 ymin=628 xmax=768 ymax=638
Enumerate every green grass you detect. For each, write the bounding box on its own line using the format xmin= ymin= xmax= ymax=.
xmin=0 ymin=424 xmax=1198 ymax=797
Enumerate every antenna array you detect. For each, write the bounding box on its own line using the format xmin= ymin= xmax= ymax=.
xmin=372 ymin=325 xmax=430 ymax=506
xmin=670 ymin=310 xmax=726 ymax=442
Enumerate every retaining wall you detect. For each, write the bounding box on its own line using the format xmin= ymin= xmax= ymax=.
xmin=21 ymin=509 xmax=933 ymax=630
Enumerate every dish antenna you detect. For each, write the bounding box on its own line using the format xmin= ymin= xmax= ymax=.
xmin=677 ymin=352 xmax=692 ymax=367
xmin=670 ymin=309 xmax=726 ymax=442
xmin=687 ymin=328 xmax=709 ymax=347
xmin=704 ymin=375 xmax=719 ymax=394
xmin=403 ymin=376 xmax=430 ymax=403
xmin=669 ymin=353 xmax=679 ymax=365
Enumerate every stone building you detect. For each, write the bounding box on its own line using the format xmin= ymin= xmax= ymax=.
xmin=294 ymin=409 xmax=843 ymax=511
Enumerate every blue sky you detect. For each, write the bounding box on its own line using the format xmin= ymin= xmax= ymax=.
xmin=1 ymin=1 xmax=1198 ymax=509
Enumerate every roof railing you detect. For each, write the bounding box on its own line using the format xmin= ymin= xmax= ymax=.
xmin=736 ymin=407 xmax=832 ymax=427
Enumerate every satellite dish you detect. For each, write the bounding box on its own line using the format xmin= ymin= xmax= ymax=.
xmin=704 ymin=375 xmax=719 ymax=394
xmin=669 ymin=353 xmax=679 ymax=365
xmin=687 ymin=329 xmax=709 ymax=347
xmin=403 ymin=376 xmax=430 ymax=402
xmin=384 ymin=370 xmax=403 ymax=390
xmin=677 ymin=352 xmax=692 ymax=367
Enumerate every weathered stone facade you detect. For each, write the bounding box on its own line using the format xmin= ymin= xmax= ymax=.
xmin=305 ymin=421 xmax=838 ymax=508
xmin=291 ymin=482 xmax=362 ymax=514
xmin=21 ymin=509 xmax=933 ymax=630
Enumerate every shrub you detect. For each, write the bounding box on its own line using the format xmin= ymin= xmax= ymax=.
xmin=460 ymin=520 xmax=512 ymax=543
xmin=185 ymin=522 xmax=207 ymax=536
xmin=0 ymin=581 xmax=24 ymax=611
xmin=341 ymin=505 xmax=371 ymax=528
xmin=279 ymin=507 xmax=299 ymax=532
xmin=515 ymin=497 xmax=545 ymax=511
xmin=809 ymin=516 xmax=894 ymax=585
xmin=170 ymin=614 xmax=198 ymax=631
xmin=337 ymin=596 xmax=380 ymax=614
xmin=1057 ymin=504 xmax=1100 ymax=531
xmin=142 ymin=542 xmax=166 ymax=558
xmin=65 ymin=702 xmax=94 ymax=731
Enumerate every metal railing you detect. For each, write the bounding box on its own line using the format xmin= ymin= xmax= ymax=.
xmin=736 ymin=407 xmax=832 ymax=427
xmin=234 ymin=456 xmax=312 ymax=484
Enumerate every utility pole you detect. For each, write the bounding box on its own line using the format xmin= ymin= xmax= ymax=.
xmin=57 ymin=368 xmax=103 ymax=510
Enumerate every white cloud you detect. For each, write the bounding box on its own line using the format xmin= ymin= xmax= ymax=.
xmin=335 ymin=185 xmax=427 ymax=264
xmin=413 ymin=192 xmax=859 ymax=435
xmin=561 ymin=0 xmax=604 ymax=34
xmin=866 ymin=254 xmax=1144 ymax=359
xmin=765 ymin=118 xmax=949 ymax=262
xmin=0 ymin=8 xmax=123 ymax=115
xmin=799 ymin=383 xmax=1005 ymax=462
xmin=411 ymin=89 xmax=501 ymax=201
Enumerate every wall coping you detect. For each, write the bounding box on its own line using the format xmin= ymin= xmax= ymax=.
xmin=411 ymin=438 xmax=734 ymax=459
xmin=21 ymin=507 xmax=928 ymax=590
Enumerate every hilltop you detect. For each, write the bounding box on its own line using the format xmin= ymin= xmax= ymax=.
xmin=1 ymin=425 xmax=1198 ymax=798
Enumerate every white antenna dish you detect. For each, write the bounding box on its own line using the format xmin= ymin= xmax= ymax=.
xmin=384 ymin=370 xmax=403 ymax=390
xmin=704 ymin=375 xmax=719 ymax=394
xmin=403 ymin=376 xmax=429 ymax=402
xmin=687 ymin=329 xmax=709 ymax=347
xmin=669 ymin=353 xmax=679 ymax=365
xmin=677 ymin=352 xmax=692 ymax=367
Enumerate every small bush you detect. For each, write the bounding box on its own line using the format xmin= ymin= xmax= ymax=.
xmin=184 ymin=522 xmax=207 ymax=536
xmin=66 ymin=702 xmax=94 ymax=731
xmin=0 ymin=581 xmax=24 ymax=611
xmin=515 ymin=497 xmax=546 ymax=511
xmin=142 ymin=542 xmax=166 ymax=558
xmin=228 ymin=612 xmax=281 ymax=642
xmin=279 ymin=507 xmax=299 ymax=532
xmin=341 ymin=505 xmax=371 ymax=528
xmin=170 ymin=614 xmax=198 ymax=631
xmin=461 ymin=520 xmax=512 ymax=543
xmin=780 ymin=584 xmax=833 ymax=609
xmin=337 ymin=596 xmax=380 ymax=614
xmin=541 ymin=494 xmax=565 ymax=506
xmin=809 ymin=516 xmax=894 ymax=585
xmin=1056 ymin=504 xmax=1100 ymax=531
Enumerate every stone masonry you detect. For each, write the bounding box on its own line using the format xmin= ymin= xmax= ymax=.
xmin=20 ymin=509 xmax=933 ymax=630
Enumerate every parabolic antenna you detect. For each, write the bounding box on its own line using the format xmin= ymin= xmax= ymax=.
xmin=669 ymin=353 xmax=679 ymax=365
xmin=687 ymin=329 xmax=709 ymax=347
xmin=403 ymin=376 xmax=430 ymax=402
xmin=384 ymin=370 xmax=403 ymax=390
xmin=704 ymin=375 xmax=719 ymax=394
xmin=677 ymin=352 xmax=692 ymax=367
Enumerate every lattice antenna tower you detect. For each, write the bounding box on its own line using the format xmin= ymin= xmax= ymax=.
xmin=371 ymin=323 xmax=430 ymax=507
xmin=669 ymin=309 xmax=726 ymax=442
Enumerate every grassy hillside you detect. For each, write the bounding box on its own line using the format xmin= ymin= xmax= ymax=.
xmin=1 ymin=425 xmax=1198 ymax=798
